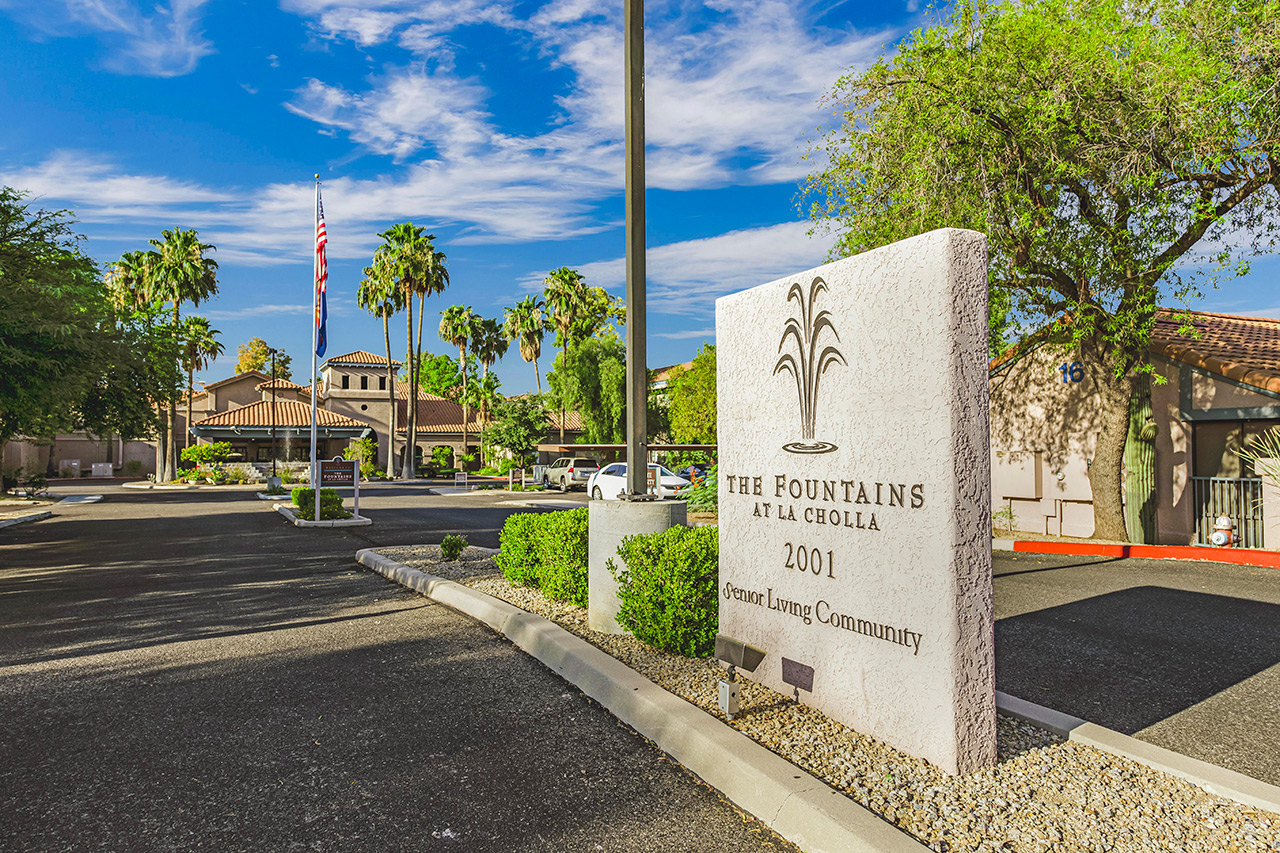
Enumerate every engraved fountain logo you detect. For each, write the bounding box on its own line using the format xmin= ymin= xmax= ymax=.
xmin=773 ymin=276 xmax=846 ymax=454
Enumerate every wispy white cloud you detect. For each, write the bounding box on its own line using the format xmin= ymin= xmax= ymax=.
xmin=202 ymin=304 xmax=314 ymax=321
xmin=655 ymin=327 xmax=716 ymax=340
xmin=522 ymin=221 xmax=837 ymax=314
xmin=0 ymin=0 xmax=214 ymax=76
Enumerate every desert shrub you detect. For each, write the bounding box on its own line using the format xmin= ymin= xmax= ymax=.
xmin=290 ymin=487 xmax=349 ymax=520
xmin=609 ymin=525 xmax=719 ymax=657
xmin=174 ymin=467 xmax=197 ymax=482
xmin=496 ymin=512 xmax=544 ymax=587
xmin=123 ymin=460 xmax=144 ymax=476
xmin=536 ymin=508 xmax=589 ymax=606
xmin=19 ymin=471 xmax=48 ymax=498
xmin=439 ymin=534 xmax=468 ymax=561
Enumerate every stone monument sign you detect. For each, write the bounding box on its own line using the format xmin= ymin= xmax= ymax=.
xmin=715 ymin=228 xmax=994 ymax=775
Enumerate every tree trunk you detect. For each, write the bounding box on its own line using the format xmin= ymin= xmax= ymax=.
xmin=185 ymin=366 xmax=195 ymax=451
xmin=384 ymin=314 xmax=396 ymax=479
xmin=534 ymin=356 xmax=542 ymax=396
xmin=401 ymin=295 xmax=415 ymax=479
xmin=558 ymin=345 xmax=566 ymax=445
xmin=165 ymin=305 xmax=180 ymax=482
xmin=155 ymin=417 xmax=166 ymax=480
xmin=1087 ymin=367 xmax=1137 ymax=542
xmin=412 ymin=292 xmax=424 ymax=472
xmin=459 ymin=345 xmax=468 ymax=470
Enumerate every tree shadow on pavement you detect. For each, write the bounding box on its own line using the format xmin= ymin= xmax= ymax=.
xmin=996 ymin=585 xmax=1280 ymax=733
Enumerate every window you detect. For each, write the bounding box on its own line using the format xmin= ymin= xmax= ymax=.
xmin=341 ymin=374 xmax=350 ymax=389
xmin=379 ymin=376 xmax=386 ymax=390
xmin=360 ymin=375 xmax=368 ymax=390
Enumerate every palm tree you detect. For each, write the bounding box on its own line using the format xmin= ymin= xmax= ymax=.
xmin=504 ymin=295 xmax=547 ymax=395
xmin=375 ymin=223 xmax=449 ymax=478
xmin=439 ymin=305 xmax=479 ymax=467
xmin=181 ymin=316 xmax=224 ymax=450
xmin=358 ymin=258 xmax=406 ymax=478
xmin=473 ymin=317 xmax=509 ymax=424
xmin=148 ymin=228 xmax=219 ymax=481
xmin=543 ymin=267 xmax=589 ymax=444
xmin=107 ymin=250 xmax=166 ymax=477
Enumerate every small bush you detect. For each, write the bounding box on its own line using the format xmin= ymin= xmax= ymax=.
xmin=181 ymin=441 xmax=232 ymax=466
xmin=496 ymin=512 xmax=544 ymax=587
xmin=123 ymin=460 xmax=143 ymax=476
xmin=537 ymin=508 xmax=589 ymax=606
xmin=439 ymin=534 xmax=468 ymax=561
xmin=684 ymin=464 xmax=718 ymax=512
xmin=609 ymin=525 xmax=719 ymax=657
xmin=20 ymin=472 xmax=48 ymax=499
xmin=174 ymin=467 xmax=197 ymax=482
xmin=290 ymin=487 xmax=350 ymax=520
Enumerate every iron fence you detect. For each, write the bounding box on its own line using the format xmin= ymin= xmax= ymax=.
xmin=1191 ymin=477 xmax=1264 ymax=549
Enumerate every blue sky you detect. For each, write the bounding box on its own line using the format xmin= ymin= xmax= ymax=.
xmin=1 ymin=0 xmax=1276 ymax=393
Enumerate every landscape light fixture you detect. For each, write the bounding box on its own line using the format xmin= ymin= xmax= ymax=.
xmin=714 ymin=634 xmax=766 ymax=721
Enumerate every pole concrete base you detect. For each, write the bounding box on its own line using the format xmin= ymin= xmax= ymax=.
xmin=588 ymin=499 xmax=687 ymax=634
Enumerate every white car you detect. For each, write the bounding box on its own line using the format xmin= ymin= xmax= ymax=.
xmin=587 ymin=462 xmax=692 ymax=501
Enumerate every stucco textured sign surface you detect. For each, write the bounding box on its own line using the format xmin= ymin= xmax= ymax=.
xmin=715 ymin=228 xmax=995 ymax=775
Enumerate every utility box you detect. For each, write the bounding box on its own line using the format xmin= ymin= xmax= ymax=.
xmin=91 ymin=463 xmax=113 ymax=478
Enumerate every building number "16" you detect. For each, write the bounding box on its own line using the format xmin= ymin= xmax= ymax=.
xmin=1059 ymin=361 xmax=1084 ymax=383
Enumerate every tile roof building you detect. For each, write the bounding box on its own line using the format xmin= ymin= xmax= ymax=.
xmin=991 ymin=308 xmax=1280 ymax=547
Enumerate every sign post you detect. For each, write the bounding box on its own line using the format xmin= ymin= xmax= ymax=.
xmin=319 ymin=456 xmax=360 ymax=519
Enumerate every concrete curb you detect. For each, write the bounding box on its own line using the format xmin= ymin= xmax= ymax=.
xmin=121 ymin=481 xmax=198 ymax=491
xmin=274 ymin=504 xmax=372 ymax=528
xmin=0 ymin=511 xmax=52 ymax=530
xmin=355 ymin=548 xmax=929 ymax=853
xmin=1005 ymin=539 xmax=1280 ymax=570
xmin=995 ymin=691 xmax=1280 ymax=814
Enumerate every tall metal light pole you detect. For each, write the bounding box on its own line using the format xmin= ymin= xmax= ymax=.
xmin=622 ymin=0 xmax=649 ymax=500
xmin=269 ymin=347 xmax=279 ymax=478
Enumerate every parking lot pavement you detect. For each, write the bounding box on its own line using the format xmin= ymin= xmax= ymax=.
xmin=994 ymin=550 xmax=1280 ymax=786
xmin=0 ymin=483 xmax=796 ymax=853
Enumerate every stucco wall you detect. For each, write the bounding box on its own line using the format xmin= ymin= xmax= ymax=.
xmin=1152 ymin=360 xmax=1195 ymax=544
xmin=990 ymin=345 xmax=1101 ymax=537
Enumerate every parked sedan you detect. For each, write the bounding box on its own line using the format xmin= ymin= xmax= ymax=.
xmin=587 ymin=463 xmax=692 ymax=501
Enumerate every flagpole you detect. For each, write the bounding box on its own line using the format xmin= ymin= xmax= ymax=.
xmin=310 ymin=174 xmax=320 ymax=520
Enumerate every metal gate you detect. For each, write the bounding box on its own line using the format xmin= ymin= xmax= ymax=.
xmin=1191 ymin=477 xmax=1264 ymax=549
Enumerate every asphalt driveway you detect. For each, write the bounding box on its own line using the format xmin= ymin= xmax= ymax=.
xmin=0 ymin=484 xmax=793 ymax=853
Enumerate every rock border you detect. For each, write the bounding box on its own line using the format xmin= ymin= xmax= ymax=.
xmin=274 ymin=503 xmax=371 ymax=528
xmin=0 ymin=511 xmax=52 ymax=530
xmin=355 ymin=547 xmax=927 ymax=853
xmin=995 ymin=691 xmax=1280 ymax=814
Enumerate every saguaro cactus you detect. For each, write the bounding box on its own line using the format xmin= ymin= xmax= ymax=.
xmin=1123 ymin=378 xmax=1157 ymax=543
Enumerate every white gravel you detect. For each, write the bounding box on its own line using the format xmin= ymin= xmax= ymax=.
xmin=376 ymin=544 xmax=1280 ymax=853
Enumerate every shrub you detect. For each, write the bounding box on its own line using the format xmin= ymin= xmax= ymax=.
xmin=439 ymin=534 xmax=468 ymax=561
xmin=609 ymin=525 xmax=719 ymax=657
xmin=290 ymin=487 xmax=350 ymax=520
xmin=684 ymin=464 xmax=718 ymax=512
xmin=537 ymin=508 xmax=589 ymax=606
xmin=344 ymin=437 xmax=379 ymax=480
xmin=181 ymin=441 xmax=232 ymax=466
xmin=496 ymin=512 xmax=544 ymax=587
xmin=174 ymin=467 xmax=197 ymax=482
xmin=123 ymin=460 xmax=144 ymax=476
xmin=20 ymin=472 xmax=48 ymax=499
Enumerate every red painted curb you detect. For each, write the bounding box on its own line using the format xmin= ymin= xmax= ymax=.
xmin=1011 ymin=540 xmax=1280 ymax=569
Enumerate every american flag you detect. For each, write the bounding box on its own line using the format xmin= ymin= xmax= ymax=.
xmin=315 ymin=189 xmax=328 ymax=358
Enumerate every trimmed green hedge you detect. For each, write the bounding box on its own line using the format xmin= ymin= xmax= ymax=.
xmin=496 ymin=508 xmax=589 ymax=605
xmin=290 ymin=487 xmax=350 ymax=521
xmin=609 ymin=525 xmax=719 ymax=657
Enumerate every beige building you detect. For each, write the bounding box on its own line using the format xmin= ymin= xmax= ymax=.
xmin=991 ymin=309 xmax=1280 ymax=547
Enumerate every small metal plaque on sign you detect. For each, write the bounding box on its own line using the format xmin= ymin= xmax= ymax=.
xmin=319 ymin=458 xmax=357 ymax=486
xmin=781 ymin=657 xmax=814 ymax=693
xmin=646 ymin=466 xmax=657 ymax=493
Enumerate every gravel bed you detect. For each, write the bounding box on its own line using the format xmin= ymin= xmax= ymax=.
xmin=376 ymin=545 xmax=1280 ymax=853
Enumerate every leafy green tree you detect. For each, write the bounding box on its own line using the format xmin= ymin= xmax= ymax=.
xmin=665 ymin=344 xmax=717 ymax=444
xmin=804 ymin=0 xmax=1280 ymax=540
xmin=504 ymin=295 xmax=548 ymax=394
xmin=483 ymin=396 xmax=550 ymax=463
xmin=181 ymin=316 xmax=224 ymax=450
xmin=235 ymin=337 xmax=293 ymax=380
xmin=180 ymin=441 xmax=232 ymax=466
xmin=439 ymin=305 xmax=480 ymax=455
xmin=543 ymin=268 xmax=625 ymax=443
xmin=414 ymin=351 xmax=468 ymax=398
xmin=0 ymin=189 xmax=161 ymax=457
xmin=547 ymin=333 xmax=627 ymax=444
xmin=472 ymin=317 xmax=509 ymax=432
xmin=358 ymin=259 xmax=405 ymax=477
